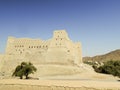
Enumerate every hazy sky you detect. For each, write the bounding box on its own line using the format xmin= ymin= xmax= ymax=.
xmin=0 ymin=0 xmax=120 ymax=56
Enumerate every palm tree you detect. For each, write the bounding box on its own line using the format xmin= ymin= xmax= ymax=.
xmin=12 ymin=62 xmax=37 ymax=79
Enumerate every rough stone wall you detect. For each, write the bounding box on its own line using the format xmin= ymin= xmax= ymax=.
xmin=5 ymin=30 xmax=82 ymax=65
xmin=0 ymin=30 xmax=82 ymax=78
xmin=5 ymin=37 xmax=50 ymax=55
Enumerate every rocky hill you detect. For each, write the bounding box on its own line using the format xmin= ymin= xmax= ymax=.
xmin=83 ymin=49 xmax=120 ymax=62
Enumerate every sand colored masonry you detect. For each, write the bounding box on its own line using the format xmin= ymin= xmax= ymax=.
xmin=5 ymin=30 xmax=82 ymax=65
xmin=0 ymin=30 xmax=82 ymax=78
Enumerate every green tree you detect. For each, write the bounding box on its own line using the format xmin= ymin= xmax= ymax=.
xmin=23 ymin=62 xmax=37 ymax=79
xmin=12 ymin=62 xmax=37 ymax=79
xmin=93 ymin=60 xmax=120 ymax=78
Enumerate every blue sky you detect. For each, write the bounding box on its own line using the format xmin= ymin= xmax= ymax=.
xmin=0 ymin=0 xmax=120 ymax=56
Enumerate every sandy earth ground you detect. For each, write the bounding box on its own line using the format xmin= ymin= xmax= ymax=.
xmin=0 ymin=71 xmax=120 ymax=90
xmin=0 ymin=64 xmax=120 ymax=90
xmin=0 ymin=79 xmax=120 ymax=90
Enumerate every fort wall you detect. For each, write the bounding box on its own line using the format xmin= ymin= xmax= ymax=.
xmin=5 ymin=30 xmax=82 ymax=65
xmin=0 ymin=30 xmax=82 ymax=78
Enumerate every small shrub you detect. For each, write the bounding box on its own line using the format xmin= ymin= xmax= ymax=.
xmin=12 ymin=62 xmax=37 ymax=79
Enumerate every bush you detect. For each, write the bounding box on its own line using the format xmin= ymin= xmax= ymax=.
xmin=12 ymin=62 xmax=37 ymax=79
xmin=93 ymin=60 xmax=120 ymax=78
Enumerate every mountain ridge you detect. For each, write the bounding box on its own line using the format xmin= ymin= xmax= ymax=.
xmin=83 ymin=49 xmax=120 ymax=62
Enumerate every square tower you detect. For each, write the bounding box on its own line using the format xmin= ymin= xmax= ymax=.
xmin=53 ymin=30 xmax=70 ymax=40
